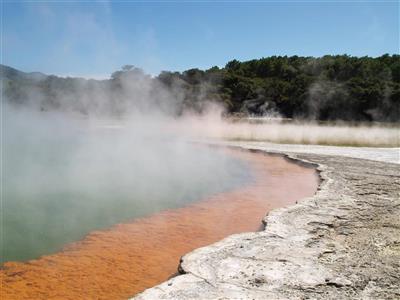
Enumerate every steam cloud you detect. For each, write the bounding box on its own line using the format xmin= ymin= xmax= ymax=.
xmin=3 ymin=63 xmax=398 ymax=262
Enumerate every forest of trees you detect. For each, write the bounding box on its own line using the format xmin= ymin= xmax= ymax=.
xmin=158 ymin=54 xmax=400 ymax=121
xmin=3 ymin=54 xmax=400 ymax=122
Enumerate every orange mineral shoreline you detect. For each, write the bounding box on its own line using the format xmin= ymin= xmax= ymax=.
xmin=1 ymin=149 xmax=319 ymax=300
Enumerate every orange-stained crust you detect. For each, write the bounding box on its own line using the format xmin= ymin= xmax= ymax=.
xmin=1 ymin=149 xmax=318 ymax=299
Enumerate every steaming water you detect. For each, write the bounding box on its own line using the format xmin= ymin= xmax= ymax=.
xmin=3 ymin=111 xmax=252 ymax=263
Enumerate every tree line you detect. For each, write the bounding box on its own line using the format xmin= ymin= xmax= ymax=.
xmin=2 ymin=54 xmax=399 ymax=122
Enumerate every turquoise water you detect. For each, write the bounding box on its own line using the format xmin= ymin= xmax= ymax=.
xmin=2 ymin=117 xmax=252 ymax=263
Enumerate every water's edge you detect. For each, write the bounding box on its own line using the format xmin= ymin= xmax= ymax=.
xmin=134 ymin=146 xmax=400 ymax=299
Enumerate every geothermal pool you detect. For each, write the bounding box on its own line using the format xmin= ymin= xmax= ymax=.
xmin=1 ymin=149 xmax=318 ymax=300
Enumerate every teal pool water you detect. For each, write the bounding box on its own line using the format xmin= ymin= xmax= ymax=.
xmin=3 ymin=116 xmax=252 ymax=263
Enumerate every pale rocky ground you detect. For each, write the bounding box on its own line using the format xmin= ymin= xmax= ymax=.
xmin=220 ymin=141 xmax=400 ymax=165
xmin=134 ymin=143 xmax=400 ymax=299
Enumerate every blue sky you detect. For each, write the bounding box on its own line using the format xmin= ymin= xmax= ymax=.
xmin=3 ymin=1 xmax=399 ymax=78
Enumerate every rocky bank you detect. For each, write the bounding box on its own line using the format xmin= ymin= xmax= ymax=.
xmin=134 ymin=144 xmax=400 ymax=299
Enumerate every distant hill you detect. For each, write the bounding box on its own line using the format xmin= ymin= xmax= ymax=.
xmin=2 ymin=54 xmax=400 ymax=121
xmin=1 ymin=64 xmax=47 ymax=82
